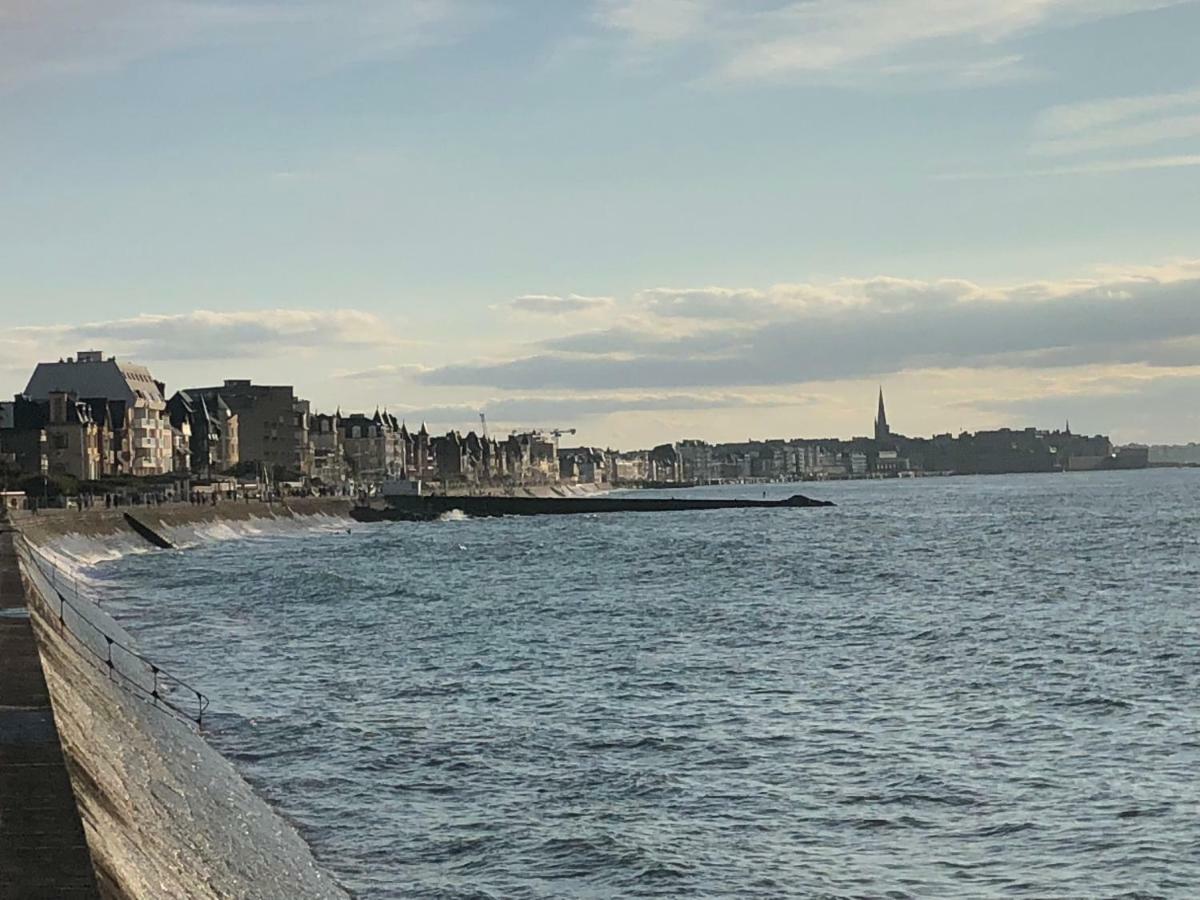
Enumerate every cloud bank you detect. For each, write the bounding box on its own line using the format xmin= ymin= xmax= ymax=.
xmin=3 ymin=309 xmax=400 ymax=364
xmin=419 ymin=263 xmax=1200 ymax=390
xmin=399 ymin=389 xmax=809 ymax=426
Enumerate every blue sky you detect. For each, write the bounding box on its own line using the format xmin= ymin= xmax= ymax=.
xmin=3 ymin=0 xmax=1199 ymax=446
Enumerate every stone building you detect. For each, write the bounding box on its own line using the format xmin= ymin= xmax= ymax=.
xmin=648 ymin=443 xmax=683 ymax=483
xmin=0 ymin=392 xmax=106 ymax=481
xmin=166 ymin=390 xmax=239 ymax=478
xmin=309 ymin=412 xmax=345 ymax=487
xmin=340 ymin=410 xmax=406 ymax=486
xmin=558 ymin=447 xmax=607 ymax=484
xmin=409 ymin=424 xmax=436 ymax=480
xmin=23 ymin=350 xmax=174 ymax=476
xmin=183 ymin=380 xmax=310 ymax=477
xmin=44 ymin=391 xmax=103 ymax=481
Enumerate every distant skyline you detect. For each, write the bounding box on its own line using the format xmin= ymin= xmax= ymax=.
xmin=3 ymin=1 xmax=1199 ymax=446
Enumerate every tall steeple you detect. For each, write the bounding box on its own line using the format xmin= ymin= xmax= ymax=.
xmin=874 ymin=387 xmax=891 ymax=442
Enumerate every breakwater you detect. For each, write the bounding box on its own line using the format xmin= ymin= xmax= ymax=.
xmin=358 ymin=491 xmax=834 ymax=521
xmin=9 ymin=500 xmax=353 ymax=899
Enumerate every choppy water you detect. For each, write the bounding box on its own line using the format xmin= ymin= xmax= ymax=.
xmin=93 ymin=471 xmax=1200 ymax=898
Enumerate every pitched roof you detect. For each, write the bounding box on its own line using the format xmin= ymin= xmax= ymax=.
xmin=25 ymin=355 xmax=166 ymax=410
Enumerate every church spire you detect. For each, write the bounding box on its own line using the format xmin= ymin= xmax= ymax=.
xmin=875 ymin=387 xmax=891 ymax=442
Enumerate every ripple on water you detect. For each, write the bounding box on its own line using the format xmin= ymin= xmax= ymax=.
xmin=94 ymin=471 xmax=1200 ymax=898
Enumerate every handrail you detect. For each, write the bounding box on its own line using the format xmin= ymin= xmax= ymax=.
xmin=12 ymin=535 xmax=209 ymax=728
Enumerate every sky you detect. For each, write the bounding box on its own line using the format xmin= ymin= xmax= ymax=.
xmin=2 ymin=0 xmax=1199 ymax=448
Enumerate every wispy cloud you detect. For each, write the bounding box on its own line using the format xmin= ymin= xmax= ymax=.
xmin=1035 ymin=85 xmax=1200 ymax=137
xmin=335 ymin=362 xmax=431 ymax=381
xmin=941 ymin=152 xmax=1200 ymax=179
xmin=594 ymin=0 xmax=1184 ymax=84
xmin=499 ymin=293 xmax=617 ymax=316
xmin=1032 ymin=85 xmax=1200 ymax=156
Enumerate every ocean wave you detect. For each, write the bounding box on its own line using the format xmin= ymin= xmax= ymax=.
xmin=28 ymin=511 xmax=355 ymax=574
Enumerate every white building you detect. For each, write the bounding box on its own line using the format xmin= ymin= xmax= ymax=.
xmin=23 ymin=350 xmax=174 ymax=476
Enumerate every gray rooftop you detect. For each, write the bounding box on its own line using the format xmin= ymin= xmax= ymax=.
xmin=23 ymin=352 xmax=165 ymax=411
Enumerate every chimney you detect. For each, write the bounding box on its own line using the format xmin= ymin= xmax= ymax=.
xmin=48 ymin=391 xmax=69 ymax=424
xmin=76 ymin=350 xmax=103 ymax=363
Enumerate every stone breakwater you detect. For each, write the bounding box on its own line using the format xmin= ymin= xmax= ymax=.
xmin=13 ymin=500 xmax=353 ymax=900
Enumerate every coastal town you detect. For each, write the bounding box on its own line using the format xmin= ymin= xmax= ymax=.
xmin=0 ymin=349 xmax=1156 ymax=508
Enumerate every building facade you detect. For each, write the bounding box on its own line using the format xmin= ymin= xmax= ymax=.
xmin=183 ymin=380 xmax=310 ymax=477
xmin=23 ymin=350 xmax=173 ymax=475
xmin=166 ymin=390 xmax=240 ymax=478
xmin=340 ymin=410 xmax=406 ymax=485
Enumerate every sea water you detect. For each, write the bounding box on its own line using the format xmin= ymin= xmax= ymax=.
xmin=91 ymin=470 xmax=1200 ymax=898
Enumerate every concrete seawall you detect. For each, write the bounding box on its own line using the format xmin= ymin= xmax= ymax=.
xmin=10 ymin=501 xmax=354 ymax=899
xmin=12 ymin=497 xmax=354 ymax=546
xmin=0 ymin=523 xmax=100 ymax=899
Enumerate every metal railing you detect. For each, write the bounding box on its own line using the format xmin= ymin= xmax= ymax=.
xmin=13 ymin=536 xmax=209 ymax=728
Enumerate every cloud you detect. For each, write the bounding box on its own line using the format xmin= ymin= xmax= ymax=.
xmin=1036 ymin=113 xmax=1200 ymax=157
xmin=638 ymin=277 xmax=991 ymax=319
xmin=941 ymin=153 xmax=1200 ymax=179
xmin=596 ymin=0 xmax=713 ymax=44
xmin=1035 ymin=85 xmax=1200 ymax=139
xmin=501 ymin=293 xmax=616 ymax=316
xmin=0 ymin=0 xmax=482 ymax=93
xmin=593 ymin=0 xmax=1184 ymax=84
xmin=943 ymin=86 xmax=1200 ymax=179
xmin=398 ymin=389 xmax=811 ymax=426
xmin=335 ymin=362 xmax=431 ymax=381
xmin=5 ymin=309 xmax=402 ymax=364
xmin=1023 ymin=84 xmax=1200 ymax=167
xmin=418 ymin=264 xmax=1200 ymax=390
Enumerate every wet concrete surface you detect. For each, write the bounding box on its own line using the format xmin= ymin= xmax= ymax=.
xmin=0 ymin=521 xmax=100 ymax=899
xmin=15 ymin=515 xmax=350 ymax=900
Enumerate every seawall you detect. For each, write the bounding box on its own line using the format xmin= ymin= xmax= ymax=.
xmin=0 ymin=522 xmax=100 ymax=898
xmin=11 ymin=501 xmax=353 ymax=899
xmin=11 ymin=497 xmax=354 ymax=546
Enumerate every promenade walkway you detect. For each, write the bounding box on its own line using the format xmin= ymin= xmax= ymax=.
xmin=0 ymin=517 xmax=99 ymax=898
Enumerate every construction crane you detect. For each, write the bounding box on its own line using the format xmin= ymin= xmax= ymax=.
xmin=513 ymin=426 xmax=577 ymax=440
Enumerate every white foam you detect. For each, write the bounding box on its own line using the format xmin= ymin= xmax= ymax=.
xmin=160 ymin=512 xmax=353 ymax=550
xmin=29 ymin=512 xmax=355 ymax=576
